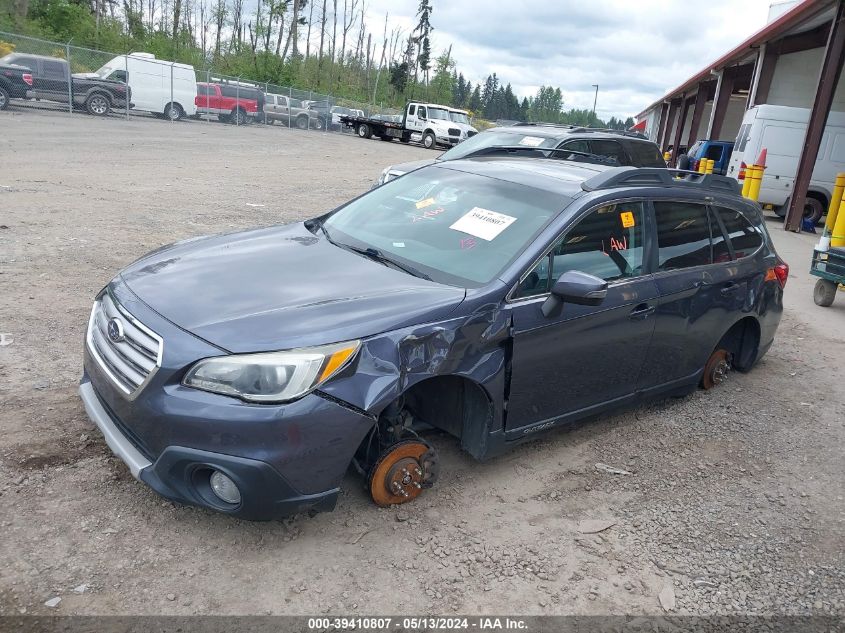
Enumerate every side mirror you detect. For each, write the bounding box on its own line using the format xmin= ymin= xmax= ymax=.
xmin=541 ymin=270 xmax=608 ymax=318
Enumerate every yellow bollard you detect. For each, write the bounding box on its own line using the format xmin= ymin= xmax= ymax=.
xmin=741 ymin=165 xmax=756 ymax=198
xmin=824 ymin=173 xmax=845 ymax=234
xmin=748 ymin=165 xmax=764 ymax=202
xmin=705 ymin=159 xmax=715 ymax=174
xmin=832 ymin=190 xmax=845 ymax=247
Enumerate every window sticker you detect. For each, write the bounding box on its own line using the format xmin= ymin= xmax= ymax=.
xmin=518 ymin=136 xmax=545 ymax=147
xmin=620 ymin=211 xmax=635 ymax=228
xmin=415 ymin=197 xmax=437 ymax=209
xmin=449 ymin=207 xmax=517 ymax=241
xmin=393 ymin=242 xmax=406 ymax=248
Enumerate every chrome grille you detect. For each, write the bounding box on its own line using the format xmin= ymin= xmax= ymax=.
xmin=86 ymin=292 xmax=163 ymax=399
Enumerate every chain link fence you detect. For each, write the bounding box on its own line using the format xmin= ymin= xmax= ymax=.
xmin=0 ymin=30 xmax=402 ymax=131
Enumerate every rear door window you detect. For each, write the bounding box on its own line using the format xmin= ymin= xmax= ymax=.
xmin=735 ymin=124 xmax=751 ymax=152
xmin=715 ymin=206 xmax=764 ymax=259
xmin=653 ymin=201 xmax=712 ymax=271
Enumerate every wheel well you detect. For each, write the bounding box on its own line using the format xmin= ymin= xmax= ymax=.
xmin=716 ymin=317 xmax=760 ymax=372
xmin=806 ymin=189 xmax=828 ymax=207
xmin=354 ymin=376 xmax=493 ymax=468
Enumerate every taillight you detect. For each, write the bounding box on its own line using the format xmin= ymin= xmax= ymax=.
xmin=770 ymin=260 xmax=789 ymax=289
xmin=23 ymin=73 xmax=33 ymax=86
xmin=738 ymin=161 xmax=747 ymax=180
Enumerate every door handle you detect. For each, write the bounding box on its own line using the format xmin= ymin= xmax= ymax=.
xmin=720 ymin=282 xmax=740 ymax=296
xmin=629 ymin=303 xmax=656 ymax=320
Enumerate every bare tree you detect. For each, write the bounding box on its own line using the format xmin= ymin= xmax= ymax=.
xmin=276 ymin=2 xmax=288 ymax=56
xmin=318 ymin=0 xmax=327 ymax=77
xmin=171 ymin=0 xmax=181 ymax=40
xmin=291 ymin=0 xmax=300 ymax=58
xmin=213 ymin=0 xmax=226 ymax=58
xmin=340 ymin=0 xmax=358 ymax=66
xmin=305 ymin=0 xmax=314 ymax=58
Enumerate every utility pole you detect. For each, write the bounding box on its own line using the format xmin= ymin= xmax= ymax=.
xmin=592 ymin=84 xmax=599 ymax=124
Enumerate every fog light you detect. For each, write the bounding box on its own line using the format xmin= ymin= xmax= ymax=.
xmin=209 ymin=470 xmax=241 ymax=505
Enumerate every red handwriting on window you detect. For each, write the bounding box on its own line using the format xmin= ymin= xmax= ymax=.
xmin=460 ymin=237 xmax=477 ymax=250
xmin=601 ymin=235 xmax=628 ymax=255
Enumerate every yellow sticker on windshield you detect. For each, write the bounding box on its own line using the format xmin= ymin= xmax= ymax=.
xmin=620 ymin=211 xmax=635 ymax=228
xmin=416 ymin=197 xmax=437 ymax=209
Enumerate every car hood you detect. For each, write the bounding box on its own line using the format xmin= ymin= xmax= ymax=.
xmin=119 ymin=223 xmax=466 ymax=353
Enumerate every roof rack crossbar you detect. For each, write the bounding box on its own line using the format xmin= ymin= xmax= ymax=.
xmin=581 ymin=167 xmax=742 ymax=195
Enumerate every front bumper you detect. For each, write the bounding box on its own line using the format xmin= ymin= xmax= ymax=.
xmin=79 ymin=281 xmax=376 ymax=520
xmin=80 ymin=378 xmax=342 ymax=520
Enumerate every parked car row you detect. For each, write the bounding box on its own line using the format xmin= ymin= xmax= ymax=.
xmin=0 ymin=49 xmax=400 ymax=134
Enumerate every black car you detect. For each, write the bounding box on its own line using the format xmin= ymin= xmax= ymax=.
xmin=375 ymin=123 xmax=667 ymax=185
xmin=80 ymin=159 xmax=786 ymax=520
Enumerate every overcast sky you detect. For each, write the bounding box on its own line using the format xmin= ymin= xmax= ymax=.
xmin=356 ymin=0 xmax=781 ymax=119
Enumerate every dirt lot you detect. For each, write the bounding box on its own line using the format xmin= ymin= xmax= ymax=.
xmin=0 ymin=108 xmax=843 ymax=618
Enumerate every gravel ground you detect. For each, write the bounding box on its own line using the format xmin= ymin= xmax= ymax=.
xmin=0 ymin=108 xmax=843 ymax=618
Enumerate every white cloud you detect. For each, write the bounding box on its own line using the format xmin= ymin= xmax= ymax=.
xmin=358 ymin=0 xmax=776 ymax=118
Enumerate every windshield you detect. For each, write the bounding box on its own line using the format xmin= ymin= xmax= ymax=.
xmin=94 ymin=64 xmax=113 ymax=79
xmin=323 ymin=166 xmax=569 ymax=287
xmin=428 ymin=107 xmax=450 ymax=121
xmin=449 ymin=111 xmax=470 ymax=125
xmin=439 ymin=130 xmax=558 ymax=161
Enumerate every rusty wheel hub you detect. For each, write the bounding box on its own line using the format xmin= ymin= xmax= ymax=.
xmin=368 ymin=440 xmax=438 ymax=507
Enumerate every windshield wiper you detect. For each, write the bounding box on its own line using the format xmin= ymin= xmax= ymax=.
xmin=338 ymin=243 xmax=432 ymax=281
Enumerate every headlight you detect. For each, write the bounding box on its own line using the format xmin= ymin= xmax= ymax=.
xmin=183 ymin=340 xmax=360 ymax=403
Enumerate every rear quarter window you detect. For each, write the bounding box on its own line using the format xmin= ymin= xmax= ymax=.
xmin=715 ymin=206 xmax=764 ymax=259
xmin=627 ymin=141 xmax=666 ymax=167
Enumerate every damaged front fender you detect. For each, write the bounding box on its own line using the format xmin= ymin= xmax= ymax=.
xmin=317 ymin=299 xmax=512 ymax=459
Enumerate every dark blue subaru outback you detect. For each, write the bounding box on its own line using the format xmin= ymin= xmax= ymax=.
xmin=80 ymin=158 xmax=787 ymax=520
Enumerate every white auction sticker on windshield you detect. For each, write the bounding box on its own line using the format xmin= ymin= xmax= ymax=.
xmin=449 ymin=207 xmax=517 ymax=241
xmin=518 ymin=136 xmax=545 ymax=147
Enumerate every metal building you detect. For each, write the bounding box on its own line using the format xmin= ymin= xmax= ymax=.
xmin=636 ymin=0 xmax=845 ymax=231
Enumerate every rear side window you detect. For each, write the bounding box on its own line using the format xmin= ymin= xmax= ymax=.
xmin=220 ymin=85 xmax=257 ymax=99
xmin=715 ymin=206 xmax=764 ymax=259
xmin=705 ymin=144 xmax=724 ymax=161
xmin=6 ymin=54 xmax=36 ymax=71
xmin=654 ymin=201 xmax=712 ymax=270
xmin=43 ymin=60 xmax=65 ymax=79
xmin=591 ymin=140 xmax=628 ymax=165
xmin=627 ymin=141 xmax=665 ymax=167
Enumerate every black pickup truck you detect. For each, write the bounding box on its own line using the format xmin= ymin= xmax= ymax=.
xmin=0 ymin=53 xmax=130 ymax=115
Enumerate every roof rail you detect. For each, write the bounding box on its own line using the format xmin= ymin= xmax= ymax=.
xmin=568 ymin=127 xmax=648 ymax=139
xmin=513 ymin=122 xmax=579 ymax=129
xmin=581 ymin=167 xmax=742 ymax=195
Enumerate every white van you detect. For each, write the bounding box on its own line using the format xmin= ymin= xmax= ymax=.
xmin=91 ymin=53 xmax=197 ymax=120
xmin=727 ymin=104 xmax=845 ymax=223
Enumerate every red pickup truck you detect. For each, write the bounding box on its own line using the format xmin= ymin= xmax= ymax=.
xmin=195 ymin=82 xmax=264 ymax=124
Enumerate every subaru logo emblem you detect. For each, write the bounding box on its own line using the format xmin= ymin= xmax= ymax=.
xmin=107 ymin=318 xmax=125 ymax=343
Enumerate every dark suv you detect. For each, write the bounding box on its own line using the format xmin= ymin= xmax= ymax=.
xmin=80 ymin=159 xmax=786 ymax=520
xmin=375 ymin=123 xmax=667 ymax=185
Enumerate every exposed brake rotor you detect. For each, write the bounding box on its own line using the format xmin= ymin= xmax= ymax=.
xmin=368 ymin=439 xmax=439 ymax=507
xmin=702 ymin=348 xmax=731 ymax=389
